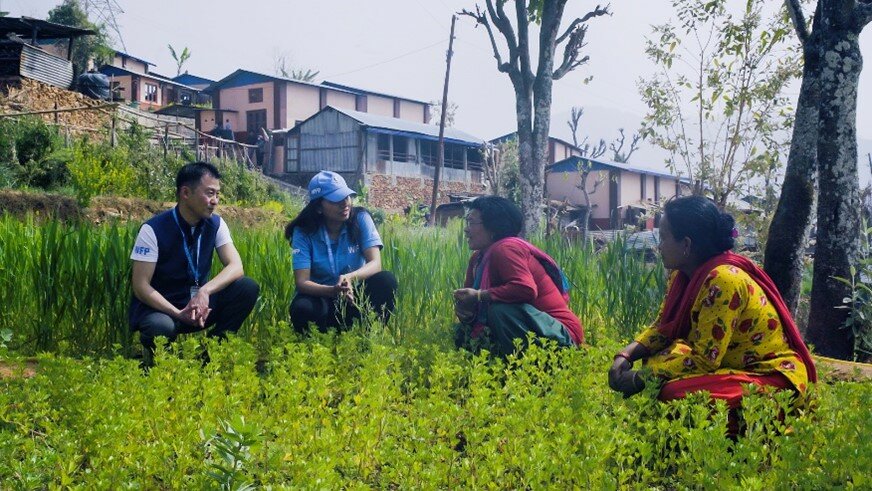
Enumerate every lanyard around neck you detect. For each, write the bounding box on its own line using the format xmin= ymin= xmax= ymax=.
xmin=322 ymin=226 xmax=341 ymax=278
xmin=172 ymin=208 xmax=203 ymax=286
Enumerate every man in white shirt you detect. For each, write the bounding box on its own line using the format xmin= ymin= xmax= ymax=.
xmin=129 ymin=162 xmax=259 ymax=359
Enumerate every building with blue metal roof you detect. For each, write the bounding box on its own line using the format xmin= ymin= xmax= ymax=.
xmin=547 ymin=155 xmax=691 ymax=230
xmin=277 ymin=106 xmax=487 ymax=210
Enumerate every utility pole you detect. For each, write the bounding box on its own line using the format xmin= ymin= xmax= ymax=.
xmin=428 ymin=15 xmax=456 ymax=226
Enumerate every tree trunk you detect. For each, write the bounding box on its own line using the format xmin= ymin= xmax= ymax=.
xmin=515 ymin=91 xmax=535 ymax=235
xmin=806 ymin=31 xmax=862 ymax=359
xmin=763 ymin=40 xmax=820 ymax=314
xmin=580 ymin=179 xmax=591 ymax=242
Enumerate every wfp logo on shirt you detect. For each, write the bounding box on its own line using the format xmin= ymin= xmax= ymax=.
xmin=348 ymin=245 xmax=359 ymax=254
xmin=134 ymin=246 xmax=150 ymax=255
xmin=292 ymin=248 xmax=301 ymax=255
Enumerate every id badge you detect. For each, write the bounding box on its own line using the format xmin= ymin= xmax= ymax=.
xmin=190 ymin=286 xmax=200 ymax=299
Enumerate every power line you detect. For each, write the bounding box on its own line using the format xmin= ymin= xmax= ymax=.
xmin=323 ymin=38 xmax=448 ymax=79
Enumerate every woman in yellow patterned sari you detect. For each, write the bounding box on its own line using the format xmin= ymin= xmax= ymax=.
xmin=608 ymin=196 xmax=816 ymax=417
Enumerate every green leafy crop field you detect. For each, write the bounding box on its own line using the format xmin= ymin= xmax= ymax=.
xmin=1 ymin=216 xmax=870 ymax=488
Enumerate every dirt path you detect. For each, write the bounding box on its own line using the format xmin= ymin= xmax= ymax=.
xmin=815 ymin=356 xmax=872 ymax=382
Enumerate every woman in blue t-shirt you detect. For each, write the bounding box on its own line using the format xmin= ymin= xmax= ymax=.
xmin=285 ymin=170 xmax=397 ymax=334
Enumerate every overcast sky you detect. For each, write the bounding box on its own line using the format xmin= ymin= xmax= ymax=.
xmin=6 ymin=0 xmax=872 ymax=177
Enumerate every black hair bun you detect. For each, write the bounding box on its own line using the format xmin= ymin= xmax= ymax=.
xmin=715 ymin=212 xmax=736 ymax=252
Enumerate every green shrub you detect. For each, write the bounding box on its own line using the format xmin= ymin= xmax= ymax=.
xmin=67 ymin=140 xmax=137 ymax=206
xmin=0 ymin=337 xmax=868 ymax=488
xmin=0 ymin=117 xmax=68 ymax=189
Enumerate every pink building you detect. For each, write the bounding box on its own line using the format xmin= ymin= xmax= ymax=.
xmin=490 ymin=133 xmax=583 ymax=164
xmin=99 ymin=51 xmax=202 ymax=111
xmin=547 ymin=156 xmax=690 ymax=230
xmin=205 ymin=69 xmax=431 ymax=155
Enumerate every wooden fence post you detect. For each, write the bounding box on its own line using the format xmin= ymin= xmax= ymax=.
xmin=163 ymin=124 xmax=169 ymax=158
xmin=110 ymin=111 xmax=117 ymax=148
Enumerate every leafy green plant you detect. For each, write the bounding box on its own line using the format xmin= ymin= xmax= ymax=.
xmin=0 ymin=117 xmax=68 ymax=189
xmin=834 ymin=222 xmax=872 ymax=361
xmin=203 ymin=417 xmax=260 ymax=491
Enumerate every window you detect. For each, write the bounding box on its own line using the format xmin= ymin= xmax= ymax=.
xmin=246 ymin=109 xmax=267 ymax=136
xmin=144 ymin=83 xmax=158 ymax=102
xmin=392 ymin=136 xmax=410 ymax=162
xmin=466 ymin=147 xmax=483 ymax=171
xmin=445 ymin=144 xmax=465 ymax=169
xmin=248 ymin=88 xmax=263 ymax=103
xmin=355 ymin=94 xmax=368 ymax=112
xmin=377 ymin=134 xmax=391 ymax=160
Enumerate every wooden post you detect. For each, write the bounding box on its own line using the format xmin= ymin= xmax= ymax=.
xmin=428 ymin=15 xmax=457 ymax=226
xmin=53 ymin=101 xmax=59 ymax=125
xmin=163 ymin=124 xmax=169 ymax=157
xmin=110 ymin=111 xmax=117 ymax=148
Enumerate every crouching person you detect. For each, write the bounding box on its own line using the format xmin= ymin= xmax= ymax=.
xmin=129 ymin=162 xmax=259 ymax=359
xmin=608 ymin=196 xmax=815 ymax=434
xmin=286 ymin=170 xmax=397 ymax=334
xmin=453 ymin=196 xmax=584 ymax=357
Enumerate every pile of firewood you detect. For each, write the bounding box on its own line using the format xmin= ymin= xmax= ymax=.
xmin=0 ymin=79 xmax=111 ymax=135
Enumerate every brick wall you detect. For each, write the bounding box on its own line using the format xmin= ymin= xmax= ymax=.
xmin=366 ymin=173 xmax=485 ymax=211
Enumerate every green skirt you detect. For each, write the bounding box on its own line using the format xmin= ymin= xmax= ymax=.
xmin=454 ymin=302 xmax=574 ymax=357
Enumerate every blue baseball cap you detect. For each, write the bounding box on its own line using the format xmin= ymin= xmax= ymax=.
xmin=308 ymin=170 xmax=356 ymax=202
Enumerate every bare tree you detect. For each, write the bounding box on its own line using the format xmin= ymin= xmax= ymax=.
xmin=429 ymin=100 xmax=458 ymax=127
xmin=460 ymin=1 xmax=609 ymax=234
xmin=565 ymin=106 xmax=606 ymax=240
xmin=610 ymin=128 xmax=641 ymax=163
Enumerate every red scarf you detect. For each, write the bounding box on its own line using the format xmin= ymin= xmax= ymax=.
xmin=657 ymin=251 xmax=817 ymax=383
xmin=475 ymin=237 xmax=569 ymax=301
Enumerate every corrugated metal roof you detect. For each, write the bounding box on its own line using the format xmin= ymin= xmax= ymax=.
xmin=0 ymin=17 xmax=95 ymax=39
xmin=490 ymin=131 xmax=580 ymax=152
xmin=173 ymin=73 xmax=214 ymax=86
xmin=330 ymin=106 xmax=485 ymax=145
xmin=548 ymin=155 xmax=686 ymax=181
xmin=99 ymin=65 xmax=200 ymax=91
xmin=17 ymin=42 xmax=73 ymax=89
xmin=113 ymin=50 xmax=155 ymax=67
xmin=206 ymin=69 xmax=356 ymax=94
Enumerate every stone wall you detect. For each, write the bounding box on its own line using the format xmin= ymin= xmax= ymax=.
xmin=366 ymin=173 xmax=486 ymax=211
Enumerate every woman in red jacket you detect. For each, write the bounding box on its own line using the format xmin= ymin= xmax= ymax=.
xmin=453 ymin=196 xmax=584 ymax=356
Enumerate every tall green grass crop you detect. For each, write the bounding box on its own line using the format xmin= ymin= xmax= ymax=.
xmin=0 ymin=214 xmax=665 ymax=356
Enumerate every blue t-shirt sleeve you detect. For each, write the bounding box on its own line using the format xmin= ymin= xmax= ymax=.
xmin=291 ymin=228 xmax=313 ymax=271
xmin=357 ymin=211 xmax=383 ymax=251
